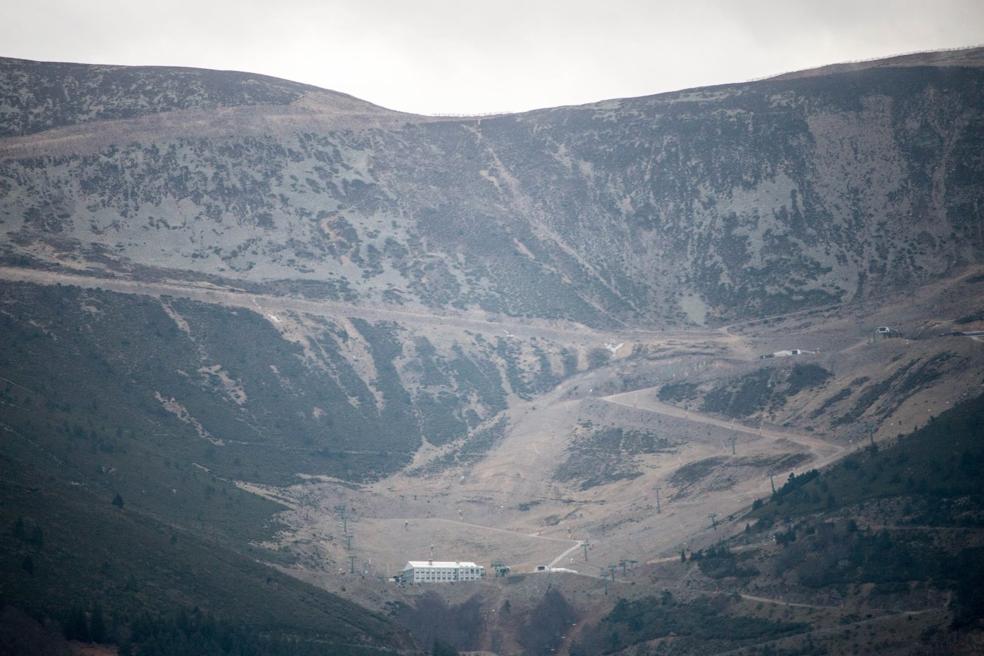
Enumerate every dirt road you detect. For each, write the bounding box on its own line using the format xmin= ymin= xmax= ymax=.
xmin=600 ymin=389 xmax=845 ymax=464
xmin=0 ymin=265 xmax=721 ymax=348
xmin=547 ymin=541 xmax=585 ymax=568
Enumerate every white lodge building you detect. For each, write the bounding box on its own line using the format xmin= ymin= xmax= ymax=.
xmin=401 ymin=560 xmax=485 ymax=584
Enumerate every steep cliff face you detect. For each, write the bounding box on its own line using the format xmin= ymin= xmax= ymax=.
xmin=2 ymin=50 xmax=983 ymax=326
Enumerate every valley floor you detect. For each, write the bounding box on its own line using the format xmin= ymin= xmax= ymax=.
xmin=2 ymin=264 xmax=982 ymax=655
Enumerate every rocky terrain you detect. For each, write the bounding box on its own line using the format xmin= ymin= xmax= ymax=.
xmin=3 ymin=49 xmax=984 ymax=326
xmin=1 ymin=48 xmax=983 ymax=655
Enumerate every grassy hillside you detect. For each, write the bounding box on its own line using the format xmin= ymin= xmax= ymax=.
xmin=570 ymin=394 xmax=984 ymax=656
xmin=0 ymin=453 xmax=414 ymax=654
xmin=0 ymin=281 xmax=567 ymax=487
xmin=659 ymin=363 xmax=834 ymax=419
xmin=752 ymin=392 xmax=984 ymax=522
xmin=741 ymin=392 xmax=984 ymax=630
xmin=570 ymin=594 xmax=806 ymax=656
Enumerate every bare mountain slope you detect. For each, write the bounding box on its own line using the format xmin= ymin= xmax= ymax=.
xmin=3 ymin=49 xmax=984 ymax=326
xmin=2 ymin=49 xmax=984 ymax=655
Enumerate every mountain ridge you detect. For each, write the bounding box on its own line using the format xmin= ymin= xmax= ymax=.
xmin=0 ymin=55 xmax=406 ymax=138
xmin=4 ymin=44 xmax=984 ymax=128
xmin=2 ymin=46 xmax=984 ymax=655
xmin=4 ymin=49 xmax=984 ymax=326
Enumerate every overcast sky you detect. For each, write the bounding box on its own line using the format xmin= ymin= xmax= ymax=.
xmin=3 ymin=0 xmax=984 ymax=115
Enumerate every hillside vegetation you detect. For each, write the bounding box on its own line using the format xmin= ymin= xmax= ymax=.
xmin=2 ymin=49 xmax=984 ymax=655
xmin=569 ymin=393 xmax=984 ymax=655
xmin=3 ymin=54 xmax=984 ymax=325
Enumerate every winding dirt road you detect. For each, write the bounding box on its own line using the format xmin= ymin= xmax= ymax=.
xmin=601 ymin=388 xmax=846 ymax=466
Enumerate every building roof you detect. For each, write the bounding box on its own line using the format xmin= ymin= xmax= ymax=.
xmin=404 ymin=561 xmax=482 ymax=568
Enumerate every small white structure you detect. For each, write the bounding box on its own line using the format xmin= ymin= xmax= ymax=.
xmin=534 ymin=566 xmax=578 ymax=574
xmin=401 ymin=560 xmax=485 ymax=584
xmin=768 ymin=348 xmax=816 ymax=358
